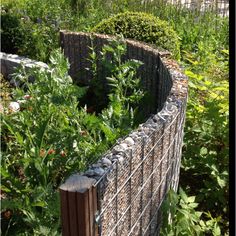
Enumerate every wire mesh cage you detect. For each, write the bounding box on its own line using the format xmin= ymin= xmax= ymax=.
xmin=58 ymin=32 xmax=188 ymax=236
xmin=0 ymin=31 xmax=188 ymax=235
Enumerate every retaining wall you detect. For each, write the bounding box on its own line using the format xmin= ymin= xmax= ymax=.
xmin=0 ymin=33 xmax=188 ymax=235
xmin=59 ymin=32 xmax=188 ymax=236
xmin=0 ymin=52 xmax=48 ymax=78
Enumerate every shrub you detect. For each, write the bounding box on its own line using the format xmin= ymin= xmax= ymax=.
xmin=1 ymin=13 xmax=26 ymax=54
xmin=161 ymin=188 xmax=222 ymax=236
xmin=0 ymin=10 xmax=59 ymax=62
xmin=18 ymin=20 xmax=59 ymax=62
xmin=92 ymin=11 xmax=180 ymax=60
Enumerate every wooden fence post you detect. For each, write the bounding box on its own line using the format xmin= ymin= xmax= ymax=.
xmin=59 ymin=174 xmax=98 ymax=236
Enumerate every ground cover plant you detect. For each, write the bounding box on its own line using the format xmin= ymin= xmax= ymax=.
xmin=0 ymin=0 xmax=229 ymax=235
xmin=0 ymin=41 xmax=145 ymax=235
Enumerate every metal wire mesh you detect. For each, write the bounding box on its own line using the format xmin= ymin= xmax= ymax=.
xmin=60 ymin=32 xmax=188 ymax=235
xmin=96 ymin=111 xmax=185 ymax=235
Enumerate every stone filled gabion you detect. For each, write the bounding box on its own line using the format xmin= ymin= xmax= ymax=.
xmin=0 ymin=52 xmax=48 ymax=78
xmin=0 ymin=32 xmax=188 ymax=235
xmin=0 ymin=52 xmax=49 ymax=88
xmin=60 ymin=31 xmax=188 ymax=235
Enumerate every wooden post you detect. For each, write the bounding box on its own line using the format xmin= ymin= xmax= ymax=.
xmin=59 ymin=174 xmax=98 ymax=236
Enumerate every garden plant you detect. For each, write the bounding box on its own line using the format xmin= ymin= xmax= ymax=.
xmin=0 ymin=0 xmax=229 ymax=235
xmin=1 ymin=41 xmax=145 ymax=235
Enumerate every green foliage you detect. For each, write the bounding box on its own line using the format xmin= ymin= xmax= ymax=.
xmin=1 ymin=43 xmax=144 ymax=235
xmin=70 ymin=0 xmax=92 ymax=15
xmin=160 ymin=41 xmax=229 ymax=236
xmin=0 ymin=0 xmax=229 ymax=234
xmin=19 ymin=21 xmax=59 ymax=62
xmin=161 ymin=188 xmax=222 ymax=236
xmin=1 ymin=0 xmax=70 ymax=61
xmin=151 ymin=4 xmax=228 ymax=235
xmin=0 ymin=13 xmax=58 ymax=61
xmin=100 ymin=41 xmax=145 ymax=133
xmin=0 ymin=74 xmax=13 ymax=107
xmin=152 ymin=8 xmax=228 ymax=53
xmin=1 ymin=0 xmax=228 ymax=62
xmin=0 ymin=0 xmax=110 ymax=61
xmin=86 ymin=38 xmax=144 ymax=114
xmin=181 ymin=62 xmax=228 ymax=232
xmin=92 ymin=11 xmax=181 ymax=60
xmin=149 ymin=4 xmax=229 ymax=233
xmin=1 ymin=13 xmax=26 ymax=54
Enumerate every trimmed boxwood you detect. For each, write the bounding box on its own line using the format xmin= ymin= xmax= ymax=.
xmin=92 ymin=11 xmax=180 ymax=60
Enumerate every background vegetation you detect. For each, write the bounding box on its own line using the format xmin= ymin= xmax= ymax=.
xmin=1 ymin=0 xmax=229 ymax=235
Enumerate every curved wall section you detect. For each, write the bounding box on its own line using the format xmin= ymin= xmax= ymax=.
xmin=59 ymin=31 xmax=188 ymax=236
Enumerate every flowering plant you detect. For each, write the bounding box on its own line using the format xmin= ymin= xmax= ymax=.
xmin=1 ymin=43 xmax=144 ymax=234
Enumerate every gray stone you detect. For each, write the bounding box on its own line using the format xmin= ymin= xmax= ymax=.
xmin=0 ymin=52 xmax=48 ymax=79
xmin=93 ymin=167 xmax=105 ymax=176
xmin=101 ymin=157 xmax=112 ymax=166
xmin=130 ymin=132 xmax=138 ymax=139
xmin=92 ymin=163 xmax=102 ymax=168
xmin=138 ymin=131 xmax=146 ymax=136
xmin=85 ymin=167 xmax=105 ymax=177
xmin=111 ymin=154 xmax=124 ymax=161
xmin=84 ymin=169 xmax=95 ymax=176
xmin=118 ymin=156 xmax=124 ymax=164
xmin=113 ymin=144 xmax=126 ymax=153
xmin=124 ymin=137 xmax=135 ymax=146
xmin=105 ymin=153 xmax=113 ymax=159
xmin=60 ymin=174 xmax=96 ymax=192
xmin=120 ymin=143 xmax=128 ymax=150
xmin=146 ymin=119 xmax=155 ymax=125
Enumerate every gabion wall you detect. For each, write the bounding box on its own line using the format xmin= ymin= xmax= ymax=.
xmin=0 ymin=52 xmax=48 ymax=79
xmin=60 ymin=31 xmax=188 ymax=235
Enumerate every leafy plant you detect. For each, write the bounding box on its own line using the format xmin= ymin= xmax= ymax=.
xmin=161 ymin=188 xmax=222 ymax=236
xmin=1 ymin=42 xmax=144 ymax=235
xmin=1 ymin=12 xmax=26 ymax=54
xmin=0 ymin=0 xmax=229 ymax=234
xmin=156 ymin=5 xmax=229 ymax=234
xmin=84 ymin=38 xmax=144 ymax=113
xmin=100 ymin=41 xmax=145 ymax=135
xmin=92 ymin=11 xmax=181 ymax=60
xmin=181 ymin=67 xmax=229 ymax=231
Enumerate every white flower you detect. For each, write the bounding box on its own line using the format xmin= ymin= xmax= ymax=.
xmin=17 ymin=99 xmax=26 ymax=104
xmin=72 ymin=140 xmax=78 ymax=149
xmin=8 ymin=102 xmax=20 ymax=113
